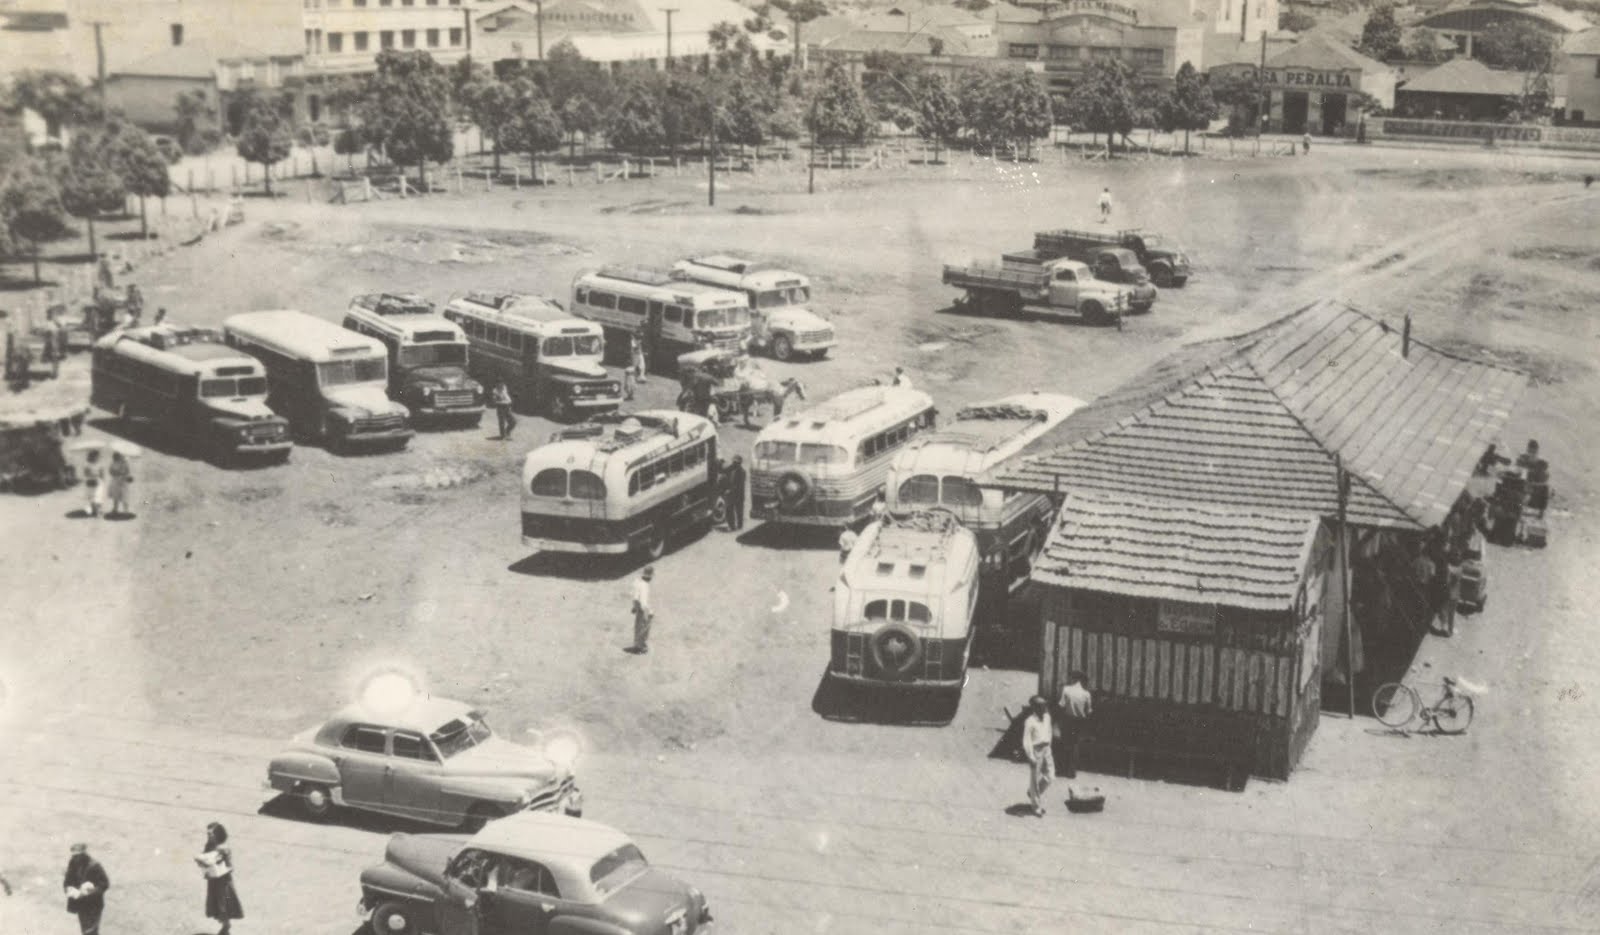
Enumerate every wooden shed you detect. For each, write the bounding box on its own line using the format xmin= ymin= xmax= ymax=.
xmin=1035 ymin=493 xmax=1336 ymax=783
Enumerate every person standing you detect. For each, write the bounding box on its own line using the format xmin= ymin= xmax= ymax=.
xmin=195 ymin=822 xmax=244 ymax=935
xmin=838 ymin=526 xmax=858 ymax=563
xmin=723 ymin=455 xmax=747 ymax=531
xmin=891 ymin=366 xmax=912 ymax=389
xmin=106 ymin=452 xmax=133 ymax=518
xmin=1021 ymin=695 xmax=1054 ymax=817
xmin=631 ymin=334 xmax=648 ymax=385
xmin=490 ymin=381 xmax=515 ymax=441
xmin=63 ymin=843 xmax=110 ymax=935
xmin=630 ymin=566 xmax=655 ymax=654
xmin=1097 ymin=187 xmax=1112 ymax=222
xmin=1302 ymin=132 xmax=1311 ymax=155
xmin=1056 ymin=671 xmax=1093 ymax=779
xmin=81 ymin=449 xmax=105 ymax=517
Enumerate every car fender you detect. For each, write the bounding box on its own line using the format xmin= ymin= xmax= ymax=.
xmin=267 ymin=751 xmax=340 ymax=790
xmin=549 ymin=915 xmax=632 ymax=935
xmin=436 ymin=779 xmax=525 ymax=809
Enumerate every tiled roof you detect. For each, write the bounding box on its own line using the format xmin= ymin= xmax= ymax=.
xmin=1399 ymin=57 xmax=1527 ymax=95
xmin=985 ymin=300 xmax=1528 ymax=531
xmin=1564 ymin=27 xmax=1600 ymax=54
xmin=1266 ymin=32 xmax=1390 ymax=72
xmin=1035 ymin=492 xmax=1321 ymax=610
xmin=819 ymin=23 xmax=993 ymax=56
xmin=115 ymin=39 xmax=278 ymax=78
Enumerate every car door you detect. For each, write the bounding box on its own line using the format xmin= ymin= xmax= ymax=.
xmin=1047 ymin=267 xmax=1079 ymax=308
xmin=437 ymin=849 xmax=491 ymax=935
xmin=335 ymin=724 xmax=390 ymax=809
xmin=387 ymin=730 xmax=445 ymax=821
xmin=480 ymin=857 xmax=559 ymax=935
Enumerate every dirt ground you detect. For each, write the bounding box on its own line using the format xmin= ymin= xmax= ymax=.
xmin=2 ymin=140 xmax=1599 ymax=935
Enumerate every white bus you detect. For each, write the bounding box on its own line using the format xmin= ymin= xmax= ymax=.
xmin=570 ymin=267 xmax=751 ymax=373
xmin=886 ymin=392 xmax=1084 ymax=589
xmin=443 ymin=291 xmax=622 ymax=421
xmin=831 ymin=511 xmax=981 ymax=693
xmin=520 ymin=410 xmax=723 ymax=559
xmin=91 ymin=323 xmax=293 ymax=463
xmin=343 ymin=293 xmax=485 ymax=425
xmin=670 ymin=255 xmax=835 ymax=361
xmin=750 ymin=385 xmax=937 ymax=527
xmin=223 ymin=310 xmax=414 ymax=451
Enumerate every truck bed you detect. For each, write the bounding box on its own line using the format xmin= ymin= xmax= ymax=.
xmin=941 ymin=263 xmax=1050 ymax=299
xmin=1033 ymin=228 xmax=1120 ymax=258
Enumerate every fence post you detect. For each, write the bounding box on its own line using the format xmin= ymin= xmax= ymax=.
xmin=514 ymin=165 xmax=521 ymax=190
xmin=486 ymin=167 xmax=492 ymax=191
xmin=456 ymin=165 xmax=463 ymax=193
xmin=231 ymin=164 xmax=239 ymax=190
xmin=596 ymin=163 xmax=603 ymax=182
xmin=364 ymin=176 xmax=373 ymax=201
xmin=567 ymin=165 xmax=575 ymax=186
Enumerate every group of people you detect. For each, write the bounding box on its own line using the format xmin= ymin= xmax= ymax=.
xmin=1020 ymin=672 xmax=1095 ymax=817
xmin=62 ymin=824 xmax=241 ymax=935
xmin=80 ymin=448 xmax=134 ymax=519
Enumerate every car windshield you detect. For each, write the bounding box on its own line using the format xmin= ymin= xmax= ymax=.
xmin=399 ymin=344 xmax=466 ymax=368
xmin=695 ymin=307 xmax=750 ymax=330
xmin=754 ymin=286 xmax=810 ymax=308
xmin=200 ymin=376 xmax=268 ymax=398
xmin=589 ymin=844 xmax=649 ymax=898
xmin=430 ymin=715 xmax=493 ymax=758
xmin=755 ymin=441 xmax=846 ymax=464
xmin=317 ymin=357 xmax=387 ymax=387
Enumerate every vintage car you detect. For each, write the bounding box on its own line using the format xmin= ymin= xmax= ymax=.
xmin=359 ymin=811 xmax=713 ymax=935
xmin=267 ymin=696 xmax=581 ymax=830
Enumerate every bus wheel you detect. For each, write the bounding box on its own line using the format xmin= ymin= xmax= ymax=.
xmin=710 ymin=495 xmax=729 ymax=528
xmin=772 ymin=335 xmax=794 ymax=361
xmin=644 ymin=533 xmax=666 ymax=560
xmin=549 ymin=397 xmax=571 ymax=423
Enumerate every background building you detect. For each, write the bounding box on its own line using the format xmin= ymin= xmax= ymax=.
xmin=104 ymin=39 xmax=306 ymax=133
xmin=1562 ymin=27 xmax=1600 ymax=123
xmin=1211 ymin=33 xmax=1394 ymax=134
xmin=473 ymin=0 xmax=782 ymax=73
xmin=1394 ymin=55 xmax=1567 ymax=120
xmin=1414 ymin=0 xmax=1589 ymax=58
xmin=301 ymin=0 xmax=476 ymax=77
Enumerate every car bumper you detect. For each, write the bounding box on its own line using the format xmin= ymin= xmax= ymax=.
xmin=230 ymin=438 xmax=293 ymax=457
xmin=568 ymin=394 xmax=624 ymax=409
xmin=340 ymin=426 xmax=414 ymax=447
xmin=411 ymin=404 xmax=484 ymax=422
xmin=523 ymin=536 xmax=631 ymax=554
xmin=828 ymin=670 xmax=967 ymax=690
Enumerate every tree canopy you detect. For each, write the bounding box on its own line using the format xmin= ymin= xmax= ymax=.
xmin=1063 ymin=60 xmax=1137 ymax=156
xmin=1 ymin=156 xmax=70 ymax=281
xmin=1359 ymin=5 xmax=1403 ymax=62
xmin=57 ymin=126 xmax=127 ymax=258
xmin=806 ymin=62 xmax=873 ymax=153
xmin=914 ymin=72 xmax=963 ymax=160
xmin=235 ymin=93 xmax=294 ymax=194
xmin=358 ymin=50 xmax=456 ymax=183
xmin=1159 ymin=61 xmax=1219 ymax=152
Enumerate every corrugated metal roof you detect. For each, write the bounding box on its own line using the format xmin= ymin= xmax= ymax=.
xmin=1034 ymin=492 xmax=1320 ymax=610
xmin=1399 ymin=57 xmax=1529 ymax=95
xmin=986 ymin=300 xmax=1528 ymax=530
xmin=1266 ymin=32 xmax=1390 ymax=73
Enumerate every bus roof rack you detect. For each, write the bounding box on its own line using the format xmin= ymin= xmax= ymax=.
xmin=953 ymin=403 xmax=1048 ymax=422
xmin=596 ymin=266 xmax=675 ymax=287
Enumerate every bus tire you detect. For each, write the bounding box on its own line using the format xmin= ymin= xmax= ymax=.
xmin=644 ymin=532 xmax=666 ymax=560
xmin=710 ymin=495 xmax=729 ymax=528
xmin=772 ymin=335 xmax=794 ymax=361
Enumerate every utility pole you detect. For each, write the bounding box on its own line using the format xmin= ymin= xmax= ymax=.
xmin=463 ymin=6 xmax=473 ymax=54
xmin=1336 ymin=455 xmax=1355 ymax=719
xmin=534 ymin=0 xmax=544 ymax=59
xmin=707 ymin=99 xmax=716 ymax=207
xmin=1255 ymin=30 xmax=1266 ymax=155
xmin=91 ymin=21 xmax=108 ymax=100
xmin=660 ymin=8 xmax=678 ymax=67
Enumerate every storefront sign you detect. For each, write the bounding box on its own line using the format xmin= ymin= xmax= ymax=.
xmin=1372 ymin=118 xmax=1600 ymax=150
xmin=1157 ymin=600 xmax=1216 ymax=636
xmin=1061 ymin=0 xmax=1140 ymax=23
xmin=1264 ymin=68 xmax=1355 ymax=89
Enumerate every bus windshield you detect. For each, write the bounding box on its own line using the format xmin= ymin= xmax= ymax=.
xmin=754 ymin=286 xmax=810 ymax=308
xmin=200 ymin=376 xmax=268 ymax=398
xmin=317 ymin=357 xmax=387 ymax=387
xmin=755 ymin=441 xmax=848 ymax=465
xmin=399 ymin=344 xmax=466 ymax=368
xmin=542 ymin=335 xmax=604 ymax=357
xmin=696 ymin=307 xmax=750 ymax=330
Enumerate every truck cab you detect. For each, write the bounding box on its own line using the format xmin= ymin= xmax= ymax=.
xmin=1087 ymin=248 xmax=1157 ymax=312
xmin=1001 ymin=253 xmax=1131 ymax=323
xmin=671 ymin=255 xmax=836 ymax=361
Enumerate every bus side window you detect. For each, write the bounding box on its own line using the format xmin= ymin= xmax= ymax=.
xmin=592 ymin=292 xmax=617 ymax=311
xmin=618 ymin=296 xmax=646 ymax=316
xmin=575 ymin=287 xmax=589 ymax=306
xmin=665 ymin=305 xmax=682 ymax=325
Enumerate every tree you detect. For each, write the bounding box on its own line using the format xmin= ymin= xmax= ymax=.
xmin=1159 ymin=61 xmax=1219 ymax=152
xmin=913 ymin=72 xmax=962 ymax=162
xmin=504 ymin=78 xmax=563 ymax=180
xmin=236 ymin=93 xmax=294 ymax=195
xmin=560 ymin=94 xmax=603 ymax=158
xmin=1 ymin=156 xmax=70 ymax=282
xmin=1279 ymin=9 xmax=1317 ymax=32
xmin=9 ymin=71 xmax=100 ymax=144
xmin=1359 ymin=5 xmax=1403 ymax=63
xmin=537 ymin=39 xmax=613 ymax=113
xmin=57 ymin=127 xmax=126 ymax=259
xmin=806 ymin=62 xmax=872 ymax=160
xmin=771 ymin=0 xmax=829 ymax=63
xmin=718 ymin=75 xmax=774 ymax=156
xmin=605 ymin=78 xmax=666 ymax=153
xmin=1064 ymin=60 xmax=1136 ymax=157
xmin=105 ymin=121 xmax=171 ymax=236
xmin=983 ymin=69 xmax=1052 ymax=158
xmin=460 ymin=72 xmax=517 ymax=174
xmin=1208 ymin=69 xmax=1262 ymax=134
xmin=1474 ymin=21 xmax=1558 ymax=115
xmin=660 ymin=72 xmax=710 ymax=157
xmin=357 ymin=50 xmax=456 ymax=190
xmin=173 ymin=89 xmax=223 ymax=155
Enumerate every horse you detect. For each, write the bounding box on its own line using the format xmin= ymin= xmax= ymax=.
xmin=741 ymin=377 xmax=806 ymax=425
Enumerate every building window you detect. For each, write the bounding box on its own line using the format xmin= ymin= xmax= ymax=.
xmin=449 ymin=0 xmax=461 ymax=5
xmin=354 ymin=0 xmax=366 ymax=6
xmin=1007 ymin=43 xmax=1038 ymax=59
xmin=1047 ymin=44 xmax=1079 ymax=59
xmin=328 ymin=32 xmax=343 ymax=52
xmin=380 ymin=30 xmax=394 ymax=48
xmin=380 ymin=0 xmax=392 ymax=6
xmin=428 ymin=0 xmax=439 ymax=4
xmin=402 ymin=29 xmax=416 ymax=47
xmin=1089 ymin=46 xmax=1120 ymax=62
xmin=1131 ymin=47 xmax=1163 ymax=69
xmin=355 ymin=31 xmax=369 ymax=50
xmin=449 ymin=26 xmax=463 ymax=44
xmin=171 ymin=23 xmax=184 ymax=45
xmin=426 ymin=28 xmax=440 ymax=47
xmin=402 ymin=0 xmax=414 ymax=5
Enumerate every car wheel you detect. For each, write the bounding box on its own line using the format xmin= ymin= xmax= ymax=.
xmin=549 ymin=396 xmax=572 ymax=423
xmin=460 ymin=803 xmax=500 ymax=833
xmin=300 ymin=783 xmax=335 ymax=821
xmin=772 ymin=335 xmax=794 ymax=361
xmin=1151 ymin=265 xmax=1174 ymax=288
xmin=370 ymin=900 xmax=420 ymax=935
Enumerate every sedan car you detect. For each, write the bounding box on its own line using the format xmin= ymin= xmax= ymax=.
xmin=267 ymin=696 xmax=581 ymax=830
xmin=360 ymin=811 xmax=713 ymax=935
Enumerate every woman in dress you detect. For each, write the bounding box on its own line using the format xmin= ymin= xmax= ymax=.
xmin=81 ymin=449 xmax=104 ymax=517
xmin=195 ymin=822 xmax=244 ymax=935
xmin=105 ymin=452 xmax=132 ymax=518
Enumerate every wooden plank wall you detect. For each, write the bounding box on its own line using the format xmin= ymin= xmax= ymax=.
xmin=1053 ymin=626 xmax=1295 ymax=718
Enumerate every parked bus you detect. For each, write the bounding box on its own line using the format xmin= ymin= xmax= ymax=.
xmin=670 ymin=255 xmax=836 ymax=361
xmin=750 ymin=385 xmax=937 ymax=527
xmin=520 ymin=410 xmax=723 ymax=560
xmin=223 ymin=310 xmax=413 ymax=452
xmin=831 ymin=510 xmax=981 ymax=693
xmin=91 ymin=323 xmax=293 ymax=463
xmin=342 ymin=292 xmax=484 ymax=426
xmin=443 ymin=291 xmax=622 ymax=421
xmin=570 ymin=267 xmax=751 ymax=373
xmin=886 ymin=392 xmax=1084 ymax=590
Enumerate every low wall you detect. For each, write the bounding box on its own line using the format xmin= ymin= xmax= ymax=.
xmin=1371 ymin=117 xmax=1600 ymax=151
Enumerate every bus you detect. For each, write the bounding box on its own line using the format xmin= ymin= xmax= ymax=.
xmin=343 ymin=293 xmax=484 ymax=426
xmin=831 ymin=510 xmax=981 ymax=693
xmin=520 ymin=410 xmax=722 ymax=560
xmin=670 ymin=255 xmax=835 ymax=361
xmin=570 ymin=267 xmax=751 ymax=373
xmin=750 ymin=385 xmax=937 ymax=528
xmin=91 ymin=323 xmax=293 ymax=463
xmin=442 ymin=291 xmax=622 ymax=422
xmin=886 ymin=392 xmax=1084 ymax=589
xmin=222 ymin=310 xmax=414 ymax=452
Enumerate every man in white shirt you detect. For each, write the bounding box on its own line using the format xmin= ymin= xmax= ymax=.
xmin=1056 ymin=671 xmax=1093 ymax=779
xmin=630 ymin=566 xmax=655 ymax=654
xmin=1098 ymin=187 xmax=1112 ymax=221
xmin=1021 ymin=695 xmax=1053 ymax=817
xmin=891 ymin=366 xmax=912 ymax=389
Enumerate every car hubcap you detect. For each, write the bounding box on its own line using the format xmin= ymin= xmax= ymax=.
xmin=306 ymin=789 xmax=327 ymax=809
xmin=385 ymin=912 xmax=408 ymax=932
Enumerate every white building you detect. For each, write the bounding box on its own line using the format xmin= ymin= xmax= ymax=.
xmin=301 ymin=0 xmax=478 ymax=75
xmin=472 ymin=0 xmax=782 ymax=72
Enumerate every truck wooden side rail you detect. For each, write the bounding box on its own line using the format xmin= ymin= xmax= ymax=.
xmin=941 ymin=263 xmax=1051 ymax=311
xmin=941 ymin=256 xmax=1128 ymax=326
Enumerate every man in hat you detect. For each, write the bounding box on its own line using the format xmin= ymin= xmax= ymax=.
xmin=723 ymin=455 xmax=747 ymax=531
xmin=630 ymin=566 xmax=655 ymax=654
xmin=1021 ymin=695 xmax=1054 ymax=817
xmin=63 ymin=843 xmax=110 ymax=934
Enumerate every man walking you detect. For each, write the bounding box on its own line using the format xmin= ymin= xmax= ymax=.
xmin=891 ymin=366 xmax=912 ymax=389
xmin=1056 ymin=671 xmax=1093 ymax=779
xmin=490 ymin=381 xmax=516 ymax=441
xmin=630 ymin=566 xmax=655 ymax=654
xmin=63 ymin=843 xmax=110 ymax=935
xmin=1097 ymin=187 xmax=1112 ymax=222
xmin=1021 ymin=695 xmax=1053 ymax=817
xmin=1302 ymin=132 xmax=1312 ymax=155
xmin=723 ymin=455 xmax=747 ymax=531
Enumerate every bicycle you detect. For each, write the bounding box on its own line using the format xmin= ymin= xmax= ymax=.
xmin=1372 ymin=677 xmax=1475 ymax=734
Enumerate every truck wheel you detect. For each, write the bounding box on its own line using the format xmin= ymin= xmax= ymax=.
xmin=772 ymin=335 xmax=794 ymax=361
xmin=370 ymin=901 xmax=421 ymax=935
xmin=460 ymin=803 xmax=500 ymax=832
xmin=1081 ymin=301 xmax=1106 ymax=325
xmin=1151 ymin=265 xmax=1174 ymax=288
xmin=300 ymin=783 xmax=335 ymax=821
xmin=644 ymin=531 xmax=667 ymax=560
xmin=549 ymin=396 xmax=572 ymax=423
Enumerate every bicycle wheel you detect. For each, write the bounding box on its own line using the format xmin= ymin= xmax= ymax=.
xmin=1432 ymin=694 xmax=1475 ymax=735
xmin=1373 ymin=682 xmax=1421 ymax=729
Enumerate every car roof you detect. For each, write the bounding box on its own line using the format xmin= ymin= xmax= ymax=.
xmin=328 ymin=695 xmax=477 ymax=734
xmin=471 ymin=811 xmax=634 ymax=869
